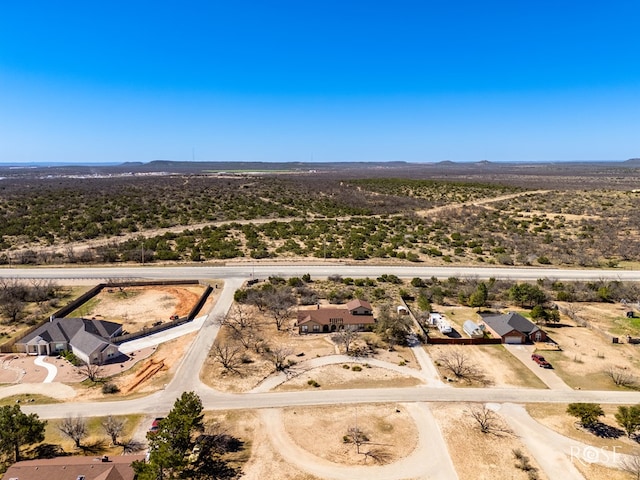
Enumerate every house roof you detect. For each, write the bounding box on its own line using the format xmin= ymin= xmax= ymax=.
xmin=1 ymin=455 xmax=145 ymax=480
xmin=18 ymin=318 xmax=121 ymax=358
xmin=481 ymin=312 xmax=540 ymax=337
xmin=297 ymin=302 xmax=375 ymax=327
xmin=345 ymin=299 xmax=372 ymax=311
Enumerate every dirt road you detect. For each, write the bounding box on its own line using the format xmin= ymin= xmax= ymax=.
xmin=260 ymin=402 xmax=457 ymax=480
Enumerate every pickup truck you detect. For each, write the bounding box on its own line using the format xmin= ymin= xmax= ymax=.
xmin=531 ymin=353 xmax=552 ymax=369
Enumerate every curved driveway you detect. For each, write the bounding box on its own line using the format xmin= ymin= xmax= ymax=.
xmin=14 ymin=267 xmax=640 ymax=418
xmin=8 ymin=264 xmax=640 ymax=479
xmin=261 ymin=402 xmax=457 ymax=480
xmin=34 ymin=356 xmax=57 ymax=383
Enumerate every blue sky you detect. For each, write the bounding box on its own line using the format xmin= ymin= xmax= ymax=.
xmin=1 ymin=1 xmax=639 ymax=164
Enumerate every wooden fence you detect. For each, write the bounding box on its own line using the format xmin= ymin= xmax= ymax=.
xmin=557 ymin=305 xmax=619 ymax=344
xmin=0 ymin=279 xmax=210 ymax=353
xmin=425 ymin=336 xmax=502 ymax=345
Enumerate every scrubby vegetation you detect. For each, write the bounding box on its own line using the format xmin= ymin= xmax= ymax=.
xmin=2 ymin=169 xmax=640 ymax=267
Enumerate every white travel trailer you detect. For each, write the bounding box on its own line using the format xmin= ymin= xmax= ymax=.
xmin=428 ymin=313 xmax=443 ymax=326
xmin=437 ymin=319 xmax=452 ymax=334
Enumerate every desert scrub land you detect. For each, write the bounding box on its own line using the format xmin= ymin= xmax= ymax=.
xmin=3 ymin=163 xmax=640 ymax=267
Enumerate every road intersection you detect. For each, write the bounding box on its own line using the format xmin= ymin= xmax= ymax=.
xmin=5 ymin=264 xmax=640 ymax=479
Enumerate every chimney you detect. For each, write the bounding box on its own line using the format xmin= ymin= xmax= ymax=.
xmin=101 ymin=455 xmax=109 ymax=462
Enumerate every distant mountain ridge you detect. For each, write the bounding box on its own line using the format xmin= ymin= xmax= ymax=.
xmin=0 ymin=159 xmax=638 ymax=179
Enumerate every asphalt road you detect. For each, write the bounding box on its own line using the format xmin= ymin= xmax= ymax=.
xmin=9 ymin=263 xmax=640 ymax=479
xmin=10 ymin=262 xmax=640 ymax=419
xmin=2 ymin=264 xmax=640 ymax=282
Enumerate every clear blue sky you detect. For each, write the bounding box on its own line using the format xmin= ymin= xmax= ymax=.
xmin=1 ymin=1 xmax=639 ymax=164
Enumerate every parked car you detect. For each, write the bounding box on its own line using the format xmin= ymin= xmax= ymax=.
xmin=531 ymin=353 xmax=552 ymax=368
xmin=149 ymin=417 xmax=164 ymax=433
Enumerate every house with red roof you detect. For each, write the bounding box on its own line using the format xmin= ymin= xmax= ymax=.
xmin=296 ymin=299 xmax=375 ymax=334
xmin=2 ymin=454 xmax=145 ymax=480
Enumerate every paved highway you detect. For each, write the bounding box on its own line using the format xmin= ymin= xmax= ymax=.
xmin=7 ymin=263 xmax=639 ymax=479
xmin=2 ymin=264 xmax=640 ymax=281
xmin=10 ymin=263 xmax=638 ymax=419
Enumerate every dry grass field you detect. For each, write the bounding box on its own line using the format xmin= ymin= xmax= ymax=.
xmin=428 ymin=342 xmax=548 ymax=388
xmin=431 ymin=403 xmax=549 ymax=480
xmin=526 ymin=403 xmax=640 ymax=456
xmin=69 ymin=284 xmax=206 ymax=331
xmin=0 ymin=285 xmax=90 ymax=344
xmin=535 ymin=320 xmax=640 ymax=391
xmin=201 ymin=303 xmax=419 ymax=393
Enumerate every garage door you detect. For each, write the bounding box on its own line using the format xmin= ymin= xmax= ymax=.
xmin=504 ymin=335 xmax=522 ymax=344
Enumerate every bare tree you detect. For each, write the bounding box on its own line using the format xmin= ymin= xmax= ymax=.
xmin=28 ymin=278 xmax=59 ymax=302
xmin=245 ymin=289 xmax=267 ymax=312
xmin=606 ymin=366 xmax=637 ymax=388
xmin=0 ymin=297 xmax=26 ymax=323
xmin=333 ymin=328 xmax=360 ymax=355
xmin=102 ymin=415 xmax=126 ymax=446
xmin=58 ymin=415 xmax=88 ymax=448
xmin=250 ymin=335 xmax=268 ymax=354
xmin=622 ymin=452 xmax=640 ymax=480
xmin=563 ymin=302 xmax=584 ymax=321
xmin=77 ymin=361 xmax=104 ymax=382
xmin=211 ymin=342 xmax=244 ymax=374
xmin=437 ymin=350 xmax=486 ymax=383
xmin=344 ymin=426 xmax=369 ymax=454
xmin=467 ymin=404 xmax=511 ymax=436
xmin=263 ymin=288 xmax=296 ymax=330
xmin=263 ymin=345 xmax=294 ymax=371
xmin=218 ymin=304 xmax=258 ymax=349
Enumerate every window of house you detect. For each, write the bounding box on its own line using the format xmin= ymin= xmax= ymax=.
xmin=301 ymin=325 xmax=308 ymax=332
xmin=313 ymin=325 xmax=320 ymax=332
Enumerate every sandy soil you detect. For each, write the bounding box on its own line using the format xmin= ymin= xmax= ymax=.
xmin=427 ymin=343 xmax=546 ymax=388
xmin=574 ymin=462 xmax=631 ymax=480
xmin=526 ymin=403 xmax=640 ymax=456
xmin=431 ymin=403 xmax=549 ymax=480
xmin=0 ymin=346 xmax=158 ymax=385
xmin=201 ymin=305 xmax=420 ymax=393
xmin=76 ymin=285 xmax=204 ymax=331
xmin=281 ymin=404 xmax=417 ymax=466
xmin=275 ymin=364 xmax=423 ymax=391
xmin=562 ymin=301 xmax=640 ymax=337
xmin=536 ymin=316 xmax=640 ymax=390
xmin=0 ymin=284 xmax=212 ymax=399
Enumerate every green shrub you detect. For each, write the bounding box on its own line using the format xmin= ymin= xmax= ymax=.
xmin=102 ymin=383 xmax=120 ymax=394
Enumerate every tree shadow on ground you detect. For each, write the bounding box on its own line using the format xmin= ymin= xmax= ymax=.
xmin=79 ymin=439 xmax=108 ymax=455
xmin=30 ymin=443 xmax=68 ymax=459
xmin=120 ymin=439 xmax=146 ymax=454
xmin=588 ymin=422 xmax=624 ymax=439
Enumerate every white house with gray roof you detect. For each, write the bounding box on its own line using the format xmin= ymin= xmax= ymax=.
xmin=16 ymin=317 xmax=122 ymax=364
